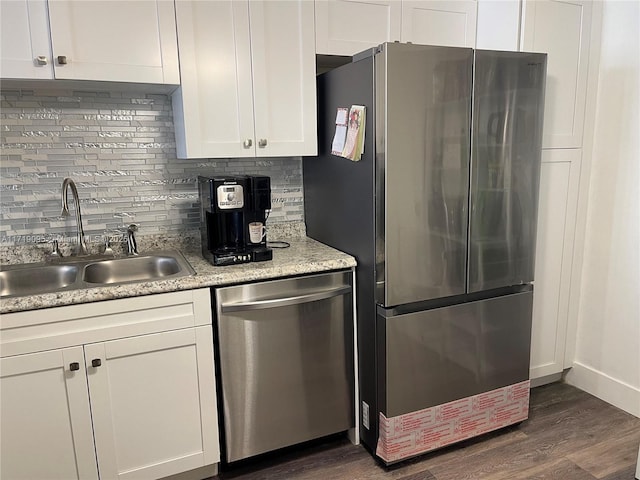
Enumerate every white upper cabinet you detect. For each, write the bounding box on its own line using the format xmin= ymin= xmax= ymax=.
xmin=0 ymin=0 xmax=53 ymax=79
xmin=521 ymin=0 xmax=592 ymax=148
xmin=172 ymin=0 xmax=255 ymax=159
xmin=0 ymin=0 xmax=179 ymax=84
xmin=315 ymin=0 xmax=477 ymax=55
xmin=315 ymin=0 xmax=401 ymax=56
xmin=401 ymin=0 xmax=477 ymax=48
xmin=47 ymin=0 xmax=179 ymax=83
xmin=173 ymin=0 xmax=317 ymax=159
xmin=249 ymin=1 xmax=318 ymax=157
xmin=476 ymin=0 xmax=520 ymax=51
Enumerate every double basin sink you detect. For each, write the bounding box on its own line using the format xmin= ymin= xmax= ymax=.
xmin=0 ymin=250 xmax=195 ymax=298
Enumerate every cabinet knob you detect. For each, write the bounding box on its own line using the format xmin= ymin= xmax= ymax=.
xmin=69 ymin=362 xmax=80 ymax=371
xmin=35 ymin=55 xmax=48 ymax=66
xmin=243 ymin=138 xmax=253 ymax=148
xmin=258 ymin=138 xmax=267 ymax=148
xmin=57 ymin=55 xmax=68 ymax=65
xmin=91 ymin=358 xmax=102 ymax=368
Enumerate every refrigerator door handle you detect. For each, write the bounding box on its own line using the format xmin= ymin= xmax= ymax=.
xmin=220 ymin=285 xmax=352 ymax=312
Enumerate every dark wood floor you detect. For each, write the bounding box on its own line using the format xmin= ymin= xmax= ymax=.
xmin=216 ymin=383 xmax=640 ymax=480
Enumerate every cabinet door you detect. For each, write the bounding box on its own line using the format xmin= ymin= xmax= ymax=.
xmin=172 ymin=0 xmax=255 ymax=158
xmin=0 ymin=348 xmax=98 ymax=480
xmin=521 ymin=0 xmax=592 ymax=148
xmin=530 ymin=149 xmax=581 ymax=379
xmin=0 ymin=0 xmax=53 ymax=79
xmin=249 ymin=0 xmax=318 ymax=156
xmin=46 ymin=0 xmax=179 ymax=84
xmin=315 ymin=0 xmax=401 ymax=56
xmin=476 ymin=0 xmax=520 ymax=51
xmin=85 ymin=327 xmax=219 ymax=480
xmin=401 ymin=0 xmax=478 ymax=48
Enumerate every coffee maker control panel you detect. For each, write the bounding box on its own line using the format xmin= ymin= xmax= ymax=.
xmin=216 ymin=185 xmax=244 ymax=209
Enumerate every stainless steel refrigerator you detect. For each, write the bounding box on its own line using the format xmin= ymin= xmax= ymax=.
xmin=303 ymin=43 xmax=546 ymax=463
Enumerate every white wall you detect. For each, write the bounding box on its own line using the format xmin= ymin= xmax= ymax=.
xmin=566 ymin=0 xmax=640 ymax=417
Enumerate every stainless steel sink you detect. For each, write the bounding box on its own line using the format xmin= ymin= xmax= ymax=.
xmin=0 ymin=250 xmax=195 ymax=298
xmin=0 ymin=264 xmax=79 ymax=297
xmin=83 ymin=255 xmax=183 ymax=285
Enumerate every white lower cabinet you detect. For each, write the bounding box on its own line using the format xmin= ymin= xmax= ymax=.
xmin=0 ymin=290 xmax=219 ymax=480
xmin=530 ymin=149 xmax=581 ymax=380
xmin=88 ymin=327 xmax=217 ymax=480
xmin=0 ymin=348 xmax=98 ymax=480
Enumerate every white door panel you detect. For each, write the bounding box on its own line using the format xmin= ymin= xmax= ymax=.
xmin=47 ymin=0 xmax=179 ymax=83
xmin=250 ymin=0 xmax=317 ymax=156
xmin=86 ymin=328 xmax=219 ymax=480
xmin=0 ymin=0 xmax=53 ymax=79
xmin=402 ymin=0 xmax=478 ymax=48
xmin=0 ymin=348 xmax=98 ymax=480
xmin=315 ymin=0 xmax=401 ymax=55
xmin=521 ymin=0 xmax=592 ymax=148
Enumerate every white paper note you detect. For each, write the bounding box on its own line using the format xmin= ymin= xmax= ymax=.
xmin=331 ymin=125 xmax=347 ymax=155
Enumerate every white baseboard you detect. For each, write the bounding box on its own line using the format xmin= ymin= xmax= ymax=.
xmin=530 ymin=372 xmax=563 ymax=388
xmin=565 ymin=362 xmax=640 ymax=418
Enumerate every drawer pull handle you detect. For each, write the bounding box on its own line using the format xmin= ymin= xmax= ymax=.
xmin=57 ymin=55 xmax=68 ymax=65
xmin=69 ymin=362 xmax=80 ymax=371
xmin=91 ymin=359 xmax=102 ymax=368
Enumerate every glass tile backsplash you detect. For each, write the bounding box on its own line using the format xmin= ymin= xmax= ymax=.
xmin=0 ymin=89 xmax=304 ymax=246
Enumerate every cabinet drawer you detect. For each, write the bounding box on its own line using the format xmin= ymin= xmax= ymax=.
xmin=0 ymin=289 xmax=211 ymax=357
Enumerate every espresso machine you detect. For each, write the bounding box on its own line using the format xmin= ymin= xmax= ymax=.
xmin=198 ymin=175 xmax=273 ymax=266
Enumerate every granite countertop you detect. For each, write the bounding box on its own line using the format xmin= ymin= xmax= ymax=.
xmin=0 ymin=237 xmax=356 ymax=314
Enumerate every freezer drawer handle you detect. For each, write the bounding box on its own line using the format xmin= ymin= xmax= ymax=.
xmin=220 ymin=285 xmax=351 ymax=312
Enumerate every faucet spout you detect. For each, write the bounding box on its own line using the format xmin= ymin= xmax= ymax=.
xmin=61 ymin=178 xmax=89 ymax=256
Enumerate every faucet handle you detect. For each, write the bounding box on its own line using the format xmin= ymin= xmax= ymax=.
xmin=103 ymin=235 xmax=115 ymax=256
xmin=50 ymin=239 xmax=63 ymax=258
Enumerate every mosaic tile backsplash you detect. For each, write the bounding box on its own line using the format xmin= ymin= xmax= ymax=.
xmin=0 ymin=89 xmax=304 ymax=246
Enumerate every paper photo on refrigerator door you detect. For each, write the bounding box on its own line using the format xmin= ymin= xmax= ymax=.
xmin=342 ymin=105 xmax=366 ymax=161
xmin=331 ymin=107 xmax=349 ymax=155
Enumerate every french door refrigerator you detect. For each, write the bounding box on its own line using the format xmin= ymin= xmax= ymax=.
xmin=303 ymin=43 xmax=546 ymax=463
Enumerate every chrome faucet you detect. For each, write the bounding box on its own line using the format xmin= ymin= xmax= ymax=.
xmin=126 ymin=224 xmax=139 ymax=256
xmin=61 ymin=178 xmax=89 ymax=256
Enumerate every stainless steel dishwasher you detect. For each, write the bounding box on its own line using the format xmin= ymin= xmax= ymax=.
xmin=214 ymin=270 xmax=355 ymax=462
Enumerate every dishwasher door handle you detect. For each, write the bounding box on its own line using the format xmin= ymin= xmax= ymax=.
xmin=220 ymin=285 xmax=351 ymax=312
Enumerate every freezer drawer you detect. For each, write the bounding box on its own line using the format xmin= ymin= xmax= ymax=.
xmin=214 ymin=271 xmax=355 ymax=462
xmin=380 ymin=289 xmax=533 ymax=418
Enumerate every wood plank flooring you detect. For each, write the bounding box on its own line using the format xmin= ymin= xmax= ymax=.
xmin=215 ymin=383 xmax=640 ymax=480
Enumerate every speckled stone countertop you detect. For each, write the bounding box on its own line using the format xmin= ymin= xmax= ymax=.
xmin=0 ymin=236 xmax=356 ymax=314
